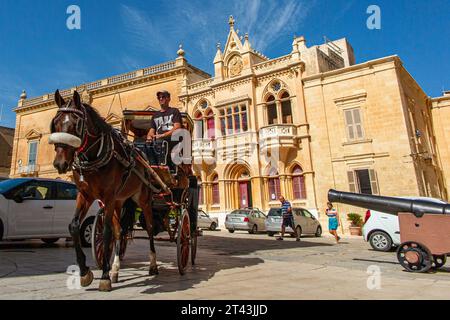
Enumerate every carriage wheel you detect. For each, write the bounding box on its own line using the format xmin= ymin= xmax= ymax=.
xmin=92 ymin=209 xmax=115 ymax=269
xmin=177 ymin=209 xmax=190 ymax=275
xmin=396 ymin=241 xmax=432 ymax=273
xmin=432 ymin=255 xmax=447 ymax=269
xmin=191 ymin=229 xmax=198 ymax=265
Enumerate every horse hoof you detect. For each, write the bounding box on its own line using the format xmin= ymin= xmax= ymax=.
xmin=99 ymin=279 xmax=112 ymax=292
xmin=149 ymin=267 xmax=159 ymax=276
xmin=110 ymin=272 xmax=119 ymax=284
xmin=80 ymin=270 xmax=94 ymax=287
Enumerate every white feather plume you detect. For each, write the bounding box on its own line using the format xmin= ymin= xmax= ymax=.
xmin=48 ymin=133 xmax=82 ymax=148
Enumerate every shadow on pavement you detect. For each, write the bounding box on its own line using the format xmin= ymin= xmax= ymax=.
xmin=0 ymin=232 xmax=333 ymax=294
xmin=94 ymin=233 xmax=333 ymax=294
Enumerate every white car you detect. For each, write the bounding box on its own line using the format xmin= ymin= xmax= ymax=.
xmin=197 ymin=210 xmax=219 ymax=231
xmin=0 ymin=178 xmax=99 ymax=246
xmin=362 ymin=196 xmax=448 ymax=251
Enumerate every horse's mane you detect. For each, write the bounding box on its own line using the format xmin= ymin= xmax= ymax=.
xmin=82 ymin=103 xmax=113 ymax=135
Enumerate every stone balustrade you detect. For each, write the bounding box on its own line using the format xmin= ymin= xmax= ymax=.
xmin=21 ymin=60 xmax=178 ymax=108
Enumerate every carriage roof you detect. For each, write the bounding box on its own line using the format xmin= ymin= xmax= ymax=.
xmin=122 ymin=109 xmax=194 ymax=133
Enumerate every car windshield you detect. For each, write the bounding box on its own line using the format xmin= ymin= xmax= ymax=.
xmin=0 ymin=178 xmax=30 ymax=194
xmin=230 ymin=210 xmax=250 ymax=216
xmin=268 ymin=208 xmax=282 ymax=216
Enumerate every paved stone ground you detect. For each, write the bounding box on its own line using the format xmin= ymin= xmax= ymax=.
xmin=1 ymin=229 xmax=450 ymax=300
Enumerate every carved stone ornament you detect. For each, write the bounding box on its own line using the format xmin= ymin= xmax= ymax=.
xmin=228 ymin=55 xmax=243 ymax=77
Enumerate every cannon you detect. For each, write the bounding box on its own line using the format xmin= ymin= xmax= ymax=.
xmin=328 ymin=189 xmax=450 ymax=273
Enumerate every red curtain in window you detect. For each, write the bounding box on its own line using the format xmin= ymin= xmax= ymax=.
xmin=207 ymin=116 xmax=215 ymax=139
xmin=268 ymin=178 xmax=281 ymax=201
xmin=212 ymin=176 xmax=220 ymax=204
xmin=292 ymin=166 xmax=307 ymax=199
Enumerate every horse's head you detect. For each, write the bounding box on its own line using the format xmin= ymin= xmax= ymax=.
xmin=49 ymin=90 xmax=86 ymax=174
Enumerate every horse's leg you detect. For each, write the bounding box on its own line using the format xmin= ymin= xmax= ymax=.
xmin=99 ymin=200 xmax=115 ymax=292
xmin=69 ymin=192 xmax=94 ymax=287
xmin=110 ymin=204 xmax=123 ymax=284
xmin=140 ymin=198 xmax=158 ymax=276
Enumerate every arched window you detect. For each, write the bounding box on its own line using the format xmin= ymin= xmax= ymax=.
xmin=266 ymin=95 xmax=277 ymax=125
xmin=268 ymin=167 xmax=281 ymax=201
xmin=205 ymin=109 xmax=215 ymax=139
xmin=280 ymin=91 xmax=292 ymax=124
xmin=194 ymin=111 xmax=203 ymax=139
xmin=292 ymin=165 xmax=307 ymax=200
xmin=212 ymin=175 xmax=220 ymax=205
xmin=194 ymin=101 xmax=216 ymax=139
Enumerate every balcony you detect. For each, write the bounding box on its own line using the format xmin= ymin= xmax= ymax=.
xmin=192 ymin=139 xmax=215 ymax=164
xmin=259 ymin=125 xmax=299 ymax=154
xmin=18 ymin=164 xmax=40 ymax=176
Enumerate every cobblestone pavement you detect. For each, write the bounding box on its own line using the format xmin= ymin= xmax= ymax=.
xmin=1 ymin=229 xmax=450 ymax=300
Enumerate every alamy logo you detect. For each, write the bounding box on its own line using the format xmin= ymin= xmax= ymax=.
xmin=366 ymin=5 xmax=381 ymax=30
xmin=366 ymin=265 xmax=381 ymax=290
xmin=66 ymin=5 xmax=81 ymax=30
xmin=66 ymin=265 xmax=81 ymax=290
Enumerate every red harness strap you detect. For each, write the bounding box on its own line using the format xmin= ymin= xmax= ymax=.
xmin=76 ymin=134 xmax=89 ymax=153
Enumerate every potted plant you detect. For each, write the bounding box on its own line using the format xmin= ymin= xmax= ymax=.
xmin=347 ymin=213 xmax=363 ymax=236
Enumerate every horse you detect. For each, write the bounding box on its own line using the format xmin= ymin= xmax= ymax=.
xmin=49 ymin=90 xmax=160 ymax=291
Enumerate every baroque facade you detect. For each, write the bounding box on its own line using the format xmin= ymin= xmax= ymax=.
xmin=10 ymin=18 xmax=448 ymax=232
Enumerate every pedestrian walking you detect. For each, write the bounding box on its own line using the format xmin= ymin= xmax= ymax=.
xmin=277 ymin=196 xmax=300 ymax=241
xmin=326 ymin=202 xmax=341 ymax=243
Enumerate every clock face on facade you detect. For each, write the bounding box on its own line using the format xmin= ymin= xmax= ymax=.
xmin=228 ymin=56 xmax=243 ymax=77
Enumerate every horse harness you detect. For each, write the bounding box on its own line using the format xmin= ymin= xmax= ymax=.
xmin=52 ymin=102 xmax=163 ymax=194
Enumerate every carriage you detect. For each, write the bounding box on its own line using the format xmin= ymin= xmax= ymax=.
xmin=91 ymin=109 xmax=200 ymax=275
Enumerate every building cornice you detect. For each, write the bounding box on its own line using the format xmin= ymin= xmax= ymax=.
xmin=15 ymin=61 xmax=209 ymax=114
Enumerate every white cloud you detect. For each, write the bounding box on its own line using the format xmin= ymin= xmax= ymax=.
xmin=119 ymin=0 xmax=314 ymax=70
xmin=120 ymin=4 xmax=174 ymax=60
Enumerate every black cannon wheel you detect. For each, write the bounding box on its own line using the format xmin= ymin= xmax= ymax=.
xmin=432 ymin=255 xmax=447 ymax=269
xmin=177 ymin=209 xmax=190 ymax=275
xmin=397 ymin=241 xmax=432 ymax=273
xmin=92 ymin=209 xmax=115 ymax=269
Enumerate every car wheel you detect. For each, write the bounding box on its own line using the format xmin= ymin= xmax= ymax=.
xmin=315 ymin=226 xmax=322 ymax=237
xmin=41 ymin=238 xmax=59 ymax=244
xmin=369 ymin=231 xmax=393 ymax=252
xmin=296 ymin=226 xmax=302 ymax=238
xmin=267 ymin=232 xmax=275 ymax=237
xmin=228 ymin=229 xmax=235 ymax=233
xmin=249 ymin=225 xmax=257 ymax=234
xmin=209 ymin=222 xmax=217 ymax=231
xmin=80 ymin=217 xmax=95 ymax=248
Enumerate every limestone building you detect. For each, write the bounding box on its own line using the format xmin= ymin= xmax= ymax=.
xmin=10 ymin=18 xmax=448 ymax=232
xmin=0 ymin=126 xmax=14 ymax=178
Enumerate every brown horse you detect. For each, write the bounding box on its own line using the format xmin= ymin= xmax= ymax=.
xmin=49 ymin=90 xmax=159 ymax=291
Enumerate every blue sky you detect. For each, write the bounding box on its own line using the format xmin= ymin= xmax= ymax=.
xmin=0 ymin=0 xmax=448 ymax=129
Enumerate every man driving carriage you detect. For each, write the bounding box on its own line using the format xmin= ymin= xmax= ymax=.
xmin=145 ymin=90 xmax=182 ymax=172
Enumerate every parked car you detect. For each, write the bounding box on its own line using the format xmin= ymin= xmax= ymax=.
xmin=265 ymin=207 xmax=322 ymax=237
xmin=0 ymin=178 xmax=99 ymax=247
xmin=225 ymin=208 xmax=267 ymax=234
xmin=362 ymin=196 xmax=448 ymax=251
xmin=197 ymin=210 xmax=219 ymax=231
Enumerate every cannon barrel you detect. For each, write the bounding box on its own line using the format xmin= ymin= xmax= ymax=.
xmin=328 ymin=189 xmax=450 ymax=216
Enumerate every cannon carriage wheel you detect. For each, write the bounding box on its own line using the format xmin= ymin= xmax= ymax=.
xmin=92 ymin=208 xmax=129 ymax=269
xmin=396 ymin=241 xmax=432 ymax=273
xmin=432 ymin=255 xmax=447 ymax=269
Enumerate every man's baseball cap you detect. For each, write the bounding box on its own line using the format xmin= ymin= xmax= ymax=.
xmin=156 ymin=90 xmax=170 ymax=98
